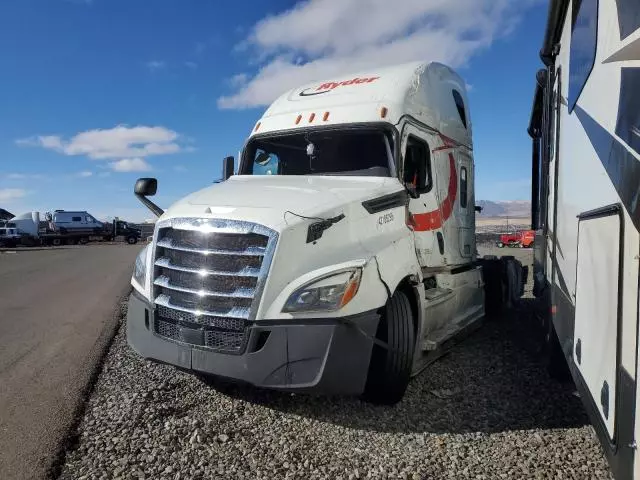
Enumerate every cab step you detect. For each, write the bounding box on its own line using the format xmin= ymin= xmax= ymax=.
xmin=421 ymin=313 xmax=481 ymax=351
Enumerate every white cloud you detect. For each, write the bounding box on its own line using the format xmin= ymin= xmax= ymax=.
xmin=77 ymin=171 xmax=93 ymax=178
xmin=110 ymin=158 xmax=152 ymax=172
xmin=218 ymin=0 xmax=541 ymax=109
xmin=228 ymin=73 xmax=249 ymax=87
xmin=17 ymin=125 xmax=182 ymax=160
xmin=5 ymin=173 xmax=45 ymax=180
xmin=174 ymin=165 xmax=187 ymax=172
xmin=146 ymin=60 xmax=166 ymax=71
xmin=98 ymin=171 xmax=111 ymax=178
xmin=185 ymin=61 xmax=198 ymax=70
xmin=0 ymin=188 xmax=27 ymax=202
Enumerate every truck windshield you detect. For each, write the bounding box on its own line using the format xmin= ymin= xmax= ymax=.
xmin=241 ymin=128 xmax=394 ymax=177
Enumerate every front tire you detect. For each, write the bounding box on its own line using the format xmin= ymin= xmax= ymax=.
xmin=363 ymin=290 xmax=415 ymax=405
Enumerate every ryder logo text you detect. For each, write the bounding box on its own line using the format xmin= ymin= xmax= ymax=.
xmin=299 ymin=77 xmax=380 ymax=96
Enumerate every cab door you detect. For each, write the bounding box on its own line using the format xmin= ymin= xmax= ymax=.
xmin=400 ymin=123 xmax=442 ymax=268
xmin=457 ymin=151 xmax=474 ymax=259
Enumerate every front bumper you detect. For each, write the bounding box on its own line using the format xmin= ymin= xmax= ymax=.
xmin=126 ymin=292 xmax=380 ymax=395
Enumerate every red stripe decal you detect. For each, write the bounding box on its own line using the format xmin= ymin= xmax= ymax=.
xmin=432 ymin=145 xmax=454 ymax=152
xmin=411 ymin=153 xmax=457 ymax=231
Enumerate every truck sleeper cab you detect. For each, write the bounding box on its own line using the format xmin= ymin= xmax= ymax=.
xmin=127 ymin=61 xmax=486 ymax=404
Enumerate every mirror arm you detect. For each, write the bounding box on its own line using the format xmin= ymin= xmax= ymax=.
xmin=135 ymin=194 xmax=164 ymax=217
xmin=405 ymin=184 xmax=420 ymax=199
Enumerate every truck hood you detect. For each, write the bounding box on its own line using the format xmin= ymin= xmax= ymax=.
xmin=163 ymin=175 xmax=403 ymax=231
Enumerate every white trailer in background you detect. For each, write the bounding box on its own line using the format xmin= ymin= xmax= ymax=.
xmin=529 ymin=1 xmax=640 ymax=478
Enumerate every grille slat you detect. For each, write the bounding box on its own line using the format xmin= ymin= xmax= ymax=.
xmin=156 ymin=238 xmax=266 ymax=256
xmin=154 ymin=275 xmax=256 ymax=299
xmin=162 ymin=249 xmax=262 ymax=273
xmin=152 ymin=220 xmax=276 ymax=355
xmin=155 ymin=257 xmax=260 ymax=278
xmin=156 ymin=293 xmax=251 ymax=319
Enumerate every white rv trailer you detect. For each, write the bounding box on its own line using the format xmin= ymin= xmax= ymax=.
xmin=529 ymin=0 xmax=640 ymax=478
xmin=128 ymin=61 xmax=521 ymax=404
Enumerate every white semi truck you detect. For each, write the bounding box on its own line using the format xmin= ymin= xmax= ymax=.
xmin=529 ymin=0 xmax=640 ymax=478
xmin=128 ymin=61 xmax=521 ymax=404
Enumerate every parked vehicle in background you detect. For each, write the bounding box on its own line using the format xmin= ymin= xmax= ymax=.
xmin=497 ymin=229 xmax=535 ymax=248
xmin=128 ymin=61 xmax=524 ymax=405
xmin=102 ymin=220 xmax=141 ymax=244
xmin=0 ymin=227 xmax=21 ymax=247
xmin=528 ymin=0 xmax=640 ymax=478
xmin=50 ymin=210 xmax=103 ymax=235
xmin=8 ymin=211 xmax=140 ymax=246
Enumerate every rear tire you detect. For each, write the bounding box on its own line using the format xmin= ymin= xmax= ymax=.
xmin=127 ymin=235 xmax=138 ymax=245
xmin=363 ymin=290 xmax=415 ymax=405
xmin=52 ymin=238 xmax=62 ymax=246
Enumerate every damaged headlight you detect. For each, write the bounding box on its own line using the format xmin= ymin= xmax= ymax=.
xmin=133 ymin=244 xmax=150 ymax=290
xmin=283 ymin=268 xmax=362 ymax=313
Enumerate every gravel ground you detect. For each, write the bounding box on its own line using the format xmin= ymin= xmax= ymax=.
xmin=59 ymin=249 xmax=612 ymax=480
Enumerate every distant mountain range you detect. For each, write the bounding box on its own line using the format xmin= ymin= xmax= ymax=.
xmin=476 ymin=200 xmax=531 ymax=218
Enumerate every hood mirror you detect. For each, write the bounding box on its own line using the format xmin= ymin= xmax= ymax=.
xmin=134 ymin=177 xmax=164 ymax=217
xmin=223 ymin=156 xmax=235 ymax=180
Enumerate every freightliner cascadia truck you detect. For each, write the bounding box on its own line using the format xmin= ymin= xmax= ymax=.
xmin=128 ymin=61 xmax=521 ymax=404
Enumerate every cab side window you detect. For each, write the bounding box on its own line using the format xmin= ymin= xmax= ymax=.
xmin=460 ymin=167 xmax=468 ymax=208
xmin=403 ymin=136 xmax=432 ymax=193
xmin=72 ymin=216 xmax=81 ymax=222
xmin=452 ymin=90 xmax=467 ymax=128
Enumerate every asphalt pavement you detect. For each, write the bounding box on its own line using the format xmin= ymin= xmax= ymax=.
xmin=0 ymin=245 xmax=140 ymax=480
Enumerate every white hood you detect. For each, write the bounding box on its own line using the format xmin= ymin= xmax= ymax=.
xmin=163 ymin=175 xmax=403 ymax=231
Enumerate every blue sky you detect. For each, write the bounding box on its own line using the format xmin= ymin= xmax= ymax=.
xmin=0 ymin=0 xmax=548 ymax=222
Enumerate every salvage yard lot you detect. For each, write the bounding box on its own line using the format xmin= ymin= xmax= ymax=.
xmin=0 ymin=244 xmax=141 ymax=480
xmin=59 ymin=247 xmax=612 ymax=480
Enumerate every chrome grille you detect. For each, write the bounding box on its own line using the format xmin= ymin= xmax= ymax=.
xmin=152 ymin=218 xmax=277 ymax=354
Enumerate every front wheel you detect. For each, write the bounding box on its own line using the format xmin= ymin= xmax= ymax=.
xmin=127 ymin=235 xmax=138 ymax=245
xmin=497 ymin=242 xmax=504 ymax=248
xmin=363 ymin=290 xmax=415 ymax=405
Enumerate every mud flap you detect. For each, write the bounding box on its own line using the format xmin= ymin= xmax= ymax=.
xmin=480 ymin=256 xmax=526 ymax=315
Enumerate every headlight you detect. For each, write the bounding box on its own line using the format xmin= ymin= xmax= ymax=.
xmin=133 ymin=245 xmax=149 ymax=288
xmin=283 ymin=268 xmax=362 ymax=313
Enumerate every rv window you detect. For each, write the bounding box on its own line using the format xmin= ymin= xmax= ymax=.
xmin=569 ymin=0 xmax=598 ymax=111
xmin=403 ymin=136 xmax=432 ymax=193
xmin=72 ymin=216 xmax=81 ymax=222
xmin=452 ymin=90 xmax=467 ymax=128
xmin=460 ymin=167 xmax=468 ymax=208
